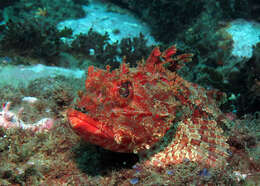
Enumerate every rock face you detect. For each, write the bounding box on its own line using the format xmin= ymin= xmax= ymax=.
xmin=58 ymin=1 xmax=157 ymax=45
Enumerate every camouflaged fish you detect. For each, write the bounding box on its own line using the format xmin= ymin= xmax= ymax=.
xmin=67 ymin=46 xmax=230 ymax=168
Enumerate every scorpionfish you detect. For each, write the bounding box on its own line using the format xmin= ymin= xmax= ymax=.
xmin=67 ymin=46 xmax=230 ymax=168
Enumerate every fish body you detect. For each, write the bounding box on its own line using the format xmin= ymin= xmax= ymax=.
xmin=67 ymin=46 xmax=230 ymax=167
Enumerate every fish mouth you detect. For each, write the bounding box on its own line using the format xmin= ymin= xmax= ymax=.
xmin=67 ymin=108 xmax=135 ymax=152
xmin=67 ymin=108 xmax=114 ymax=142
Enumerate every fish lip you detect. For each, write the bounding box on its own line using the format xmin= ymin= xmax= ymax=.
xmin=67 ymin=108 xmax=129 ymax=152
xmin=67 ymin=108 xmax=114 ymax=139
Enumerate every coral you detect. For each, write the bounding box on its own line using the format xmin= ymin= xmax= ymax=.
xmin=25 ymin=75 xmax=81 ymax=116
xmin=0 ymin=119 xmax=88 ymax=185
xmin=225 ymin=114 xmax=260 ymax=185
xmin=228 ymin=113 xmax=260 ymax=160
xmin=67 ymin=46 xmax=231 ymax=168
xmin=0 ymin=102 xmax=54 ymax=133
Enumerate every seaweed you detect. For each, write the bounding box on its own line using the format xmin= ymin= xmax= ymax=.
xmin=119 ymin=33 xmax=153 ymax=67
xmin=0 ymin=0 xmax=19 ymax=8
xmin=71 ymin=30 xmax=152 ymax=69
xmin=0 ymin=18 xmax=72 ymax=60
xmin=70 ymin=28 xmax=119 ymax=69
xmin=107 ymin=0 xmax=205 ymax=43
xmin=107 ymin=0 xmax=253 ymax=43
xmin=2 ymin=0 xmax=88 ymax=24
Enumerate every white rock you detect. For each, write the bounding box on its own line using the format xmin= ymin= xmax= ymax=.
xmin=226 ymin=19 xmax=260 ymax=59
xmin=22 ymin=96 xmax=39 ymax=104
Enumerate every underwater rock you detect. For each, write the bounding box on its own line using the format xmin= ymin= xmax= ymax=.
xmin=226 ymin=19 xmax=260 ymax=59
xmin=0 ymin=64 xmax=85 ymax=87
xmin=57 ymin=1 xmax=157 ymax=45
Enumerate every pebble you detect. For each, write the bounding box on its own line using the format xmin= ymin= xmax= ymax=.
xmin=130 ymin=178 xmax=139 ymax=185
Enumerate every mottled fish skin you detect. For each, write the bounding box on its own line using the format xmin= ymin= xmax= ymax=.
xmin=67 ymin=46 xmax=230 ymax=168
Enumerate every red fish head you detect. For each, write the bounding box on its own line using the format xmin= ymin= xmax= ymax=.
xmin=67 ymin=46 xmax=193 ymax=153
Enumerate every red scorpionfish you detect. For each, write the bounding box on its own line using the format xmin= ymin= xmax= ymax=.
xmin=67 ymin=46 xmax=230 ymax=168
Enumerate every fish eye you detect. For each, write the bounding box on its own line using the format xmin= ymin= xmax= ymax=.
xmin=112 ymin=80 xmax=133 ymax=107
xmin=118 ymin=81 xmax=132 ymax=98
